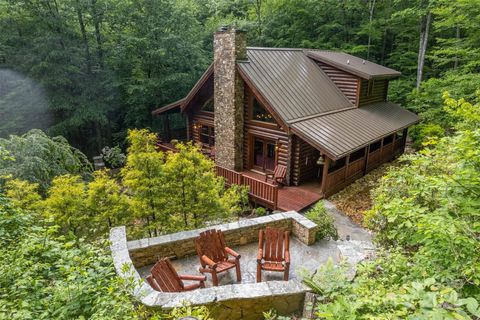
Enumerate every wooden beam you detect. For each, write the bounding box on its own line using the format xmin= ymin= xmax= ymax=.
xmin=320 ymin=156 xmax=331 ymax=196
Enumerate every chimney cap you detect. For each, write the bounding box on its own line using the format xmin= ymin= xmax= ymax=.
xmin=216 ymin=24 xmax=246 ymax=33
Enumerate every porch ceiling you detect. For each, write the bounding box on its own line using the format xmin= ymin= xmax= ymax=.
xmin=291 ymin=102 xmax=419 ymax=160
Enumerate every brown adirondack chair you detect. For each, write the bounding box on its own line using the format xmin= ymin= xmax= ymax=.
xmin=256 ymin=227 xmax=290 ymax=282
xmin=194 ymin=229 xmax=241 ymax=286
xmin=265 ymin=164 xmax=287 ymax=185
xmin=146 ymin=258 xmax=206 ymax=292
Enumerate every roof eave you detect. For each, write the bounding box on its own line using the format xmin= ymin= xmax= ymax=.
xmin=180 ymin=64 xmax=214 ymax=112
xmin=306 ymin=52 xmax=401 ymax=80
xmin=152 ymin=98 xmax=185 ymax=116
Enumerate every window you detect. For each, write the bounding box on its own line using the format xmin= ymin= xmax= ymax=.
xmin=350 ymin=148 xmax=366 ymax=162
xmin=383 ymin=134 xmax=394 ymax=145
xmin=328 ymin=156 xmax=346 ymax=173
xmin=201 ymin=97 xmax=214 ymax=112
xmin=369 ymin=140 xmax=381 ymax=152
xmin=199 ymin=124 xmax=215 ymax=146
xmin=252 ymin=98 xmax=275 ymax=123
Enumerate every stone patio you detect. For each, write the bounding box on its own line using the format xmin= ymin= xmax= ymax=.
xmin=110 ymin=207 xmax=374 ymax=319
xmin=138 ymin=237 xmax=343 ymax=287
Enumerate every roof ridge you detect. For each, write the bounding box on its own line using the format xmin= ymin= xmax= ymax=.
xmin=247 ymin=47 xmax=303 ymax=51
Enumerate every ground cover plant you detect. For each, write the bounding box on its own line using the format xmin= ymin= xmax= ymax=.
xmin=303 ymin=93 xmax=480 ymax=319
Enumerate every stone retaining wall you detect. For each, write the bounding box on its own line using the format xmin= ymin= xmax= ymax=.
xmin=110 ymin=211 xmax=317 ymax=319
xmin=127 ymin=211 xmax=317 ymax=268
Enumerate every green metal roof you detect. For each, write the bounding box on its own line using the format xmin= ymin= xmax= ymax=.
xmin=291 ymin=102 xmax=419 ymax=159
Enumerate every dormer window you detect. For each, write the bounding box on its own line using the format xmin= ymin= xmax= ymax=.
xmin=201 ymin=97 xmax=214 ymax=113
xmin=252 ymin=98 xmax=274 ymax=123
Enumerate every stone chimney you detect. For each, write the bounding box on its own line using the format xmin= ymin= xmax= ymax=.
xmin=213 ymin=27 xmax=246 ymax=171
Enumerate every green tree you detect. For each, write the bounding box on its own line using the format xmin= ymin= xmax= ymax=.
xmin=3 ymin=179 xmax=42 ymax=212
xmin=121 ymin=129 xmax=167 ymax=237
xmin=0 ymin=130 xmax=92 ymax=193
xmin=86 ymin=170 xmax=130 ymax=236
xmin=162 ymin=142 xmax=242 ymax=229
xmin=42 ymin=174 xmax=87 ymax=236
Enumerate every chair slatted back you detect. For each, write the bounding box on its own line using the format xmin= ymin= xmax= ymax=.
xmin=274 ymin=165 xmax=287 ymax=180
xmin=195 ymin=229 xmax=227 ymax=264
xmin=149 ymin=258 xmax=183 ymax=292
xmin=262 ymin=227 xmax=289 ymax=262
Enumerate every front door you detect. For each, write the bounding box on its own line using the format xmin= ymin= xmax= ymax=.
xmin=252 ymin=136 xmax=276 ymax=172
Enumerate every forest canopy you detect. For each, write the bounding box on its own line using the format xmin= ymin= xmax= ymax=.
xmin=1 ymin=0 xmax=479 ymax=155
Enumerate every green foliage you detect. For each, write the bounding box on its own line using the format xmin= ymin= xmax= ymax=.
xmin=3 ymin=179 xmax=42 ymax=212
xmin=0 ymin=194 xmax=162 ymax=319
xmin=305 ymin=202 xmax=338 ymax=240
xmin=365 ymin=95 xmax=480 ymax=288
xmin=122 ymin=129 xmax=241 ymax=237
xmin=0 ymin=0 xmax=208 ymax=156
xmin=42 ymin=174 xmax=88 ymax=236
xmin=407 ymin=72 xmax=480 ymax=147
xmin=306 ymin=94 xmax=480 ymax=318
xmin=101 ymin=146 xmax=126 ymax=169
xmin=301 ymin=258 xmax=350 ymax=303
xmin=255 ymin=206 xmax=267 ymax=216
xmin=165 ymin=303 xmax=212 ymax=320
xmin=85 ymin=170 xmax=130 ymax=237
xmin=0 ymin=130 xmax=92 ymax=193
xmin=121 ymin=129 xmax=167 ymax=237
xmin=409 ymin=122 xmax=445 ymax=149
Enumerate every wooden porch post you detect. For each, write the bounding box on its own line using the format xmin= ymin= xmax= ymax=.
xmin=344 ymin=155 xmax=350 ymax=181
xmin=364 ymin=146 xmax=370 ymax=174
xmin=320 ymin=156 xmax=331 ymax=197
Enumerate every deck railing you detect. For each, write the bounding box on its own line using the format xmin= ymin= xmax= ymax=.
xmin=156 ymin=141 xmax=279 ymax=209
xmin=215 ymin=165 xmax=278 ymax=209
xmin=215 ymin=166 xmax=242 ymax=186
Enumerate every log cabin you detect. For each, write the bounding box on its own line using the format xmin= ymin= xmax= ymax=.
xmin=152 ymin=27 xmax=419 ymax=212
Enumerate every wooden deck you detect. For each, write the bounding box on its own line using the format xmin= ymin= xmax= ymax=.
xmin=277 ymin=182 xmax=323 ymax=212
xmin=242 ymin=171 xmax=322 ymax=212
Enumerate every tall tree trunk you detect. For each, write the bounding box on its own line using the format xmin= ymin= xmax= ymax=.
xmin=367 ymin=0 xmax=376 ymax=59
xmin=90 ymin=0 xmax=104 ymax=69
xmin=416 ymin=11 xmax=431 ymax=89
xmin=454 ymin=25 xmax=460 ymax=70
xmin=255 ymin=0 xmax=262 ymax=44
xmin=75 ymin=0 xmax=92 ymax=74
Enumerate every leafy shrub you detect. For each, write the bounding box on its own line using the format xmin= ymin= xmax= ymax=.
xmin=409 ymin=122 xmax=445 ymax=149
xmin=300 ymin=258 xmax=350 ymax=303
xmin=305 ymin=201 xmax=338 ymax=240
xmin=166 ymin=303 xmax=212 ymax=320
xmin=0 ymin=194 xmax=158 ymax=319
xmin=101 ymin=146 xmax=126 ymax=169
xmin=255 ymin=206 xmax=267 ymax=216
xmin=0 ymin=129 xmax=92 ymax=193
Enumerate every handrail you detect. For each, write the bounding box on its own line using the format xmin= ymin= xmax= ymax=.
xmin=215 ymin=165 xmax=278 ymax=209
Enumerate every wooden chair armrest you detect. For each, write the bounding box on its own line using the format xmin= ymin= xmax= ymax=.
xmin=285 ymin=250 xmax=290 ymax=264
xmin=201 ymin=255 xmax=217 ymax=269
xmin=225 ymin=247 xmax=241 ymax=259
xmin=264 ymin=173 xmax=274 ymax=182
xmin=257 ymin=249 xmax=263 ymax=262
xmin=183 ymin=283 xmax=203 ymax=291
xmin=179 ymin=274 xmax=207 ymax=282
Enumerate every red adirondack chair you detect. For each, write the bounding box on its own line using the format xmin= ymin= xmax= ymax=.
xmin=265 ymin=164 xmax=287 ymax=185
xmin=256 ymin=227 xmax=290 ymax=282
xmin=194 ymin=229 xmax=241 ymax=286
xmin=146 ymin=258 xmax=206 ymax=292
